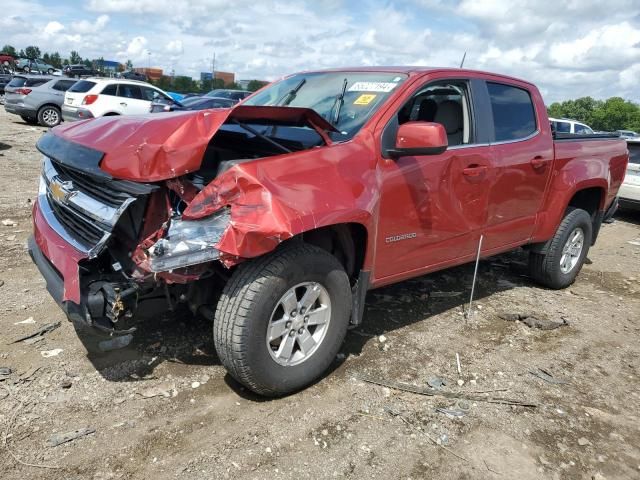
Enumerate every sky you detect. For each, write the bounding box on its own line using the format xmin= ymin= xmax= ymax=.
xmin=2 ymin=0 xmax=639 ymax=103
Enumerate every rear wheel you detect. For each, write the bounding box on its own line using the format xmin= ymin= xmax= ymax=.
xmin=214 ymin=243 xmax=351 ymax=396
xmin=23 ymin=66 xmax=30 ymax=73
xmin=47 ymin=68 xmax=54 ymax=74
xmin=37 ymin=105 xmax=61 ymax=127
xmin=529 ymin=207 xmax=592 ymax=289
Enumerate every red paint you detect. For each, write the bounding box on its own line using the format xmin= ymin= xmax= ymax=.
xmin=32 ymin=201 xmax=86 ymax=303
xmin=36 ymin=67 xmax=628 ymax=297
xmin=396 ymin=122 xmax=447 ymax=150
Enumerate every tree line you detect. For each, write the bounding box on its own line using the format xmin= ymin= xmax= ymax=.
xmin=547 ymin=97 xmax=640 ymax=132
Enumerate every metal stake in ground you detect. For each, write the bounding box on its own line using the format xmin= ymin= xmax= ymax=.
xmin=466 ymin=234 xmax=483 ymax=320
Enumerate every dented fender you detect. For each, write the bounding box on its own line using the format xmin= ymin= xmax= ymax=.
xmin=182 ymin=139 xmax=378 ymax=266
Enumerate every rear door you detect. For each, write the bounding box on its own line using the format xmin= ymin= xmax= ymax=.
xmin=483 ymin=81 xmax=554 ymax=250
xmin=50 ymin=79 xmax=76 ymax=106
xmin=116 ymin=83 xmax=148 ymax=114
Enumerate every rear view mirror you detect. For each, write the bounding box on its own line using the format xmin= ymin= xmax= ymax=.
xmin=389 ymin=122 xmax=448 ymax=158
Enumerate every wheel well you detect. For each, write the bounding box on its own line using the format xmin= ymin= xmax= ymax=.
xmin=300 ymin=223 xmax=368 ymax=281
xmin=567 ymin=187 xmax=603 ymax=219
xmin=38 ymin=103 xmax=60 ymax=113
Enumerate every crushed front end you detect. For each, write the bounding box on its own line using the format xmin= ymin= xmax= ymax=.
xmin=29 ymin=135 xmax=231 ymax=351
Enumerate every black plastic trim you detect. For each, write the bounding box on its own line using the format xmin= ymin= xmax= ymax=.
xmin=350 ymin=270 xmax=370 ymax=327
xmin=36 ymin=132 xmax=108 ymax=178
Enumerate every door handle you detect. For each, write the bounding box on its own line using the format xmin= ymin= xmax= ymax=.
xmin=462 ymin=165 xmax=488 ymax=177
xmin=120 ymin=102 xmax=127 ymax=107
xmin=530 ymin=156 xmax=548 ymax=169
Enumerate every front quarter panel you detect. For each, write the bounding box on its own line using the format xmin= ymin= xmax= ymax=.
xmin=182 ymin=138 xmax=377 ymax=266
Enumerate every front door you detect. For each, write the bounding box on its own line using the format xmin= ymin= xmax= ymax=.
xmin=374 ymin=79 xmax=493 ymax=281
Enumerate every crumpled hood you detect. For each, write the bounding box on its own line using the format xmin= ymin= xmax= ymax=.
xmin=46 ymin=106 xmax=338 ymax=182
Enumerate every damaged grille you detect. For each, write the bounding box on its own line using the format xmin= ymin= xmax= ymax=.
xmin=39 ymin=157 xmax=142 ymax=257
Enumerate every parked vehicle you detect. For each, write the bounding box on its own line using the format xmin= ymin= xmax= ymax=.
xmin=150 ymin=96 xmax=234 ymax=112
xmin=16 ymin=58 xmax=56 ymax=74
xmin=3 ymin=75 xmax=57 ymax=124
xmin=61 ymin=78 xmax=173 ymax=121
xmin=63 ymin=64 xmax=97 ymax=78
xmin=619 ymin=139 xmax=640 ymax=210
xmin=204 ymin=89 xmax=251 ymax=102
xmin=121 ymin=70 xmax=147 ymax=81
xmin=549 ymin=117 xmax=594 ymax=134
xmin=0 ymin=64 xmax=12 ymax=94
xmin=0 ymin=52 xmax=16 ymax=68
xmin=30 ymin=67 xmax=628 ymax=396
xmin=616 ymin=129 xmax=639 ymax=139
xmin=4 ymin=76 xmax=76 ymax=127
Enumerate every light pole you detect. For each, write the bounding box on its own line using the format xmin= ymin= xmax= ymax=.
xmin=147 ymin=51 xmax=151 ymax=70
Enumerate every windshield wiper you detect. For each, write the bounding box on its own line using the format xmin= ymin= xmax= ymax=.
xmin=275 ymin=78 xmax=306 ymax=106
xmin=330 ymin=78 xmax=348 ymax=126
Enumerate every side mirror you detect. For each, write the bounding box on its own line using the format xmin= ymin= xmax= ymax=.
xmin=389 ymin=121 xmax=448 ymax=158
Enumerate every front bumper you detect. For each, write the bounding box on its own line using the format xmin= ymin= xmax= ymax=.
xmin=5 ymin=102 xmax=36 ymax=117
xmin=61 ymin=105 xmax=94 ymax=122
xmin=29 ymin=199 xmax=136 ymax=344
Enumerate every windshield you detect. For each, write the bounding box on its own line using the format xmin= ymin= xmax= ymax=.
xmin=243 ymin=72 xmax=407 ymax=141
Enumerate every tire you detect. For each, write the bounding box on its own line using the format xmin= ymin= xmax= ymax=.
xmin=37 ymin=105 xmax=61 ymax=127
xmin=529 ymin=207 xmax=592 ymax=289
xmin=23 ymin=66 xmax=30 ymax=73
xmin=20 ymin=115 xmax=38 ymax=125
xmin=214 ymin=243 xmax=351 ymax=396
xmin=47 ymin=68 xmax=54 ymax=74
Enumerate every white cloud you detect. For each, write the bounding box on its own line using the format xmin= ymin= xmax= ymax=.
xmin=1 ymin=0 xmax=639 ymax=103
xmin=43 ymin=21 xmax=64 ymax=35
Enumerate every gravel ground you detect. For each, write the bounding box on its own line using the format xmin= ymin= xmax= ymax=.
xmin=0 ymin=108 xmax=639 ymax=480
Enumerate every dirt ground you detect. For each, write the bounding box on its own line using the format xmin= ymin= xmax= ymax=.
xmin=0 ymin=107 xmax=639 ymax=480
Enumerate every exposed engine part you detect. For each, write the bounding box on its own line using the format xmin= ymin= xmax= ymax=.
xmin=87 ymin=281 xmax=139 ymax=326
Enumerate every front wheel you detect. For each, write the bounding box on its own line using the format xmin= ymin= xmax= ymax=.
xmin=529 ymin=207 xmax=592 ymax=289
xmin=214 ymin=243 xmax=351 ymax=396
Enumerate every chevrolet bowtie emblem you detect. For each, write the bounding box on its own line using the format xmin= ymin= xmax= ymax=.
xmin=49 ymin=178 xmax=75 ymax=204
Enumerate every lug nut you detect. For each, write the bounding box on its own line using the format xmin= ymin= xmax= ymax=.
xmin=304 ymin=315 xmax=309 ymax=322
xmin=298 ymin=328 xmax=304 ymax=335
xmin=289 ymin=330 xmax=295 ymax=337
xmin=290 ymin=310 xmax=297 ymax=317
xmin=300 ymin=307 xmax=306 ymax=314
xmin=285 ymin=321 xmax=292 ymax=328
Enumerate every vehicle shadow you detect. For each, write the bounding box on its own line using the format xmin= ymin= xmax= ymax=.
xmin=615 ymin=209 xmax=640 ymax=226
xmin=85 ymin=248 xmax=537 ymax=389
xmin=0 ymin=142 xmax=11 ymax=151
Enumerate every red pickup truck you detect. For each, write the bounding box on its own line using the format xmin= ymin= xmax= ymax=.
xmin=30 ymin=67 xmax=628 ymax=396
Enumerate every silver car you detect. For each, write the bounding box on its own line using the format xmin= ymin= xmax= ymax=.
xmin=4 ymin=75 xmax=77 ymax=127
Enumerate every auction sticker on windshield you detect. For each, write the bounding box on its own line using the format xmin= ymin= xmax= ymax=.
xmin=353 ymin=94 xmax=377 ymax=105
xmin=348 ymin=82 xmax=398 ymax=93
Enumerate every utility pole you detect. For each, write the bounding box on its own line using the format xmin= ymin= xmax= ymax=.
xmin=211 ymin=52 xmax=216 ymax=90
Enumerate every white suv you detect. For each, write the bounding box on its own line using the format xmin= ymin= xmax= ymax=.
xmin=62 ymin=78 xmax=173 ymax=121
xmin=549 ymin=117 xmax=594 ymax=135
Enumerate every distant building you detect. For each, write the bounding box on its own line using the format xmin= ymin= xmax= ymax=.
xmin=134 ymin=67 xmax=163 ymax=81
xmin=102 ymin=60 xmax=120 ymax=74
xmin=201 ymin=70 xmax=235 ymax=85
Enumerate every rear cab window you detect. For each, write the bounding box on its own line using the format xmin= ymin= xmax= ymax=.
xmin=487 ymin=82 xmax=537 ymax=142
xmin=69 ymin=80 xmax=96 ymax=93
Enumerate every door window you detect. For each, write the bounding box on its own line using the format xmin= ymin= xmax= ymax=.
xmin=383 ymin=80 xmax=474 ymax=153
xmin=52 ymin=80 xmax=75 ymax=91
xmin=487 ymin=82 xmax=536 ymax=142
xmin=117 ymin=84 xmax=143 ymax=99
xmin=101 ymin=84 xmax=118 ymax=96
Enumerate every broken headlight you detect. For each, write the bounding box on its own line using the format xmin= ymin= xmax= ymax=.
xmin=149 ymin=209 xmax=230 ymax=272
